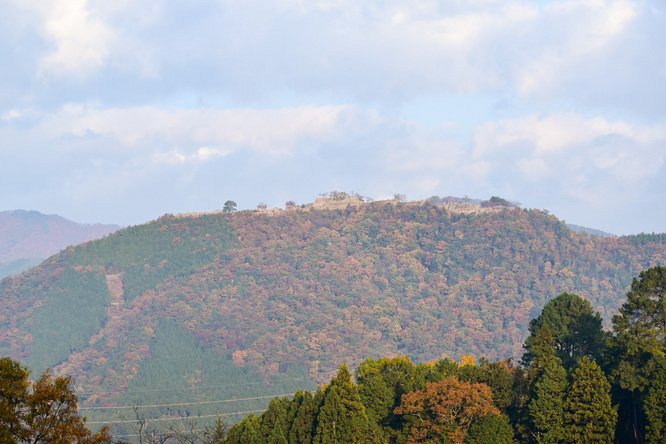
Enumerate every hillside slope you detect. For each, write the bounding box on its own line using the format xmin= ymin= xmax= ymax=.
xmin=0 ymin=201 xmax=664 ymax=432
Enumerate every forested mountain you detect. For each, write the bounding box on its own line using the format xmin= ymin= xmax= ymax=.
xmin=0 ymin=210 xmax=119 ymax=278
xmin=0 ymin=198 xmax=665 ymax=437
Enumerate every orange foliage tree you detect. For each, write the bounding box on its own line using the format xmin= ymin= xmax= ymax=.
xmin=394 ymin=375 xmax=499 ymax=444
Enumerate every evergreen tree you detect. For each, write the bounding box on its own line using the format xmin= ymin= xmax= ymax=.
xmin=465 ymin=415 xmax=515 ymax=444
xmin=611 ymin=266 xmax=666 ymax=389
xmin=610 ymin=266 xmax=666 ymax=442
xmin=529 ymin=359 xmax=567 ymax=444
xmin=525 ymin=326 xmax=567 ymax=444
xmin=204 ymin=414 xmax=227 ymax=444
xmin=289 ymin=389 xmax=323 ymax=444
xmin=314 ymin=363 xmax=372 ymax=443
xmin=260 ymin=397 xmax=289 ymax=444
xmin=563 ymin=357 xmax=616 ymax=444
xmin=355 ymin=355 xmax=428 ymax=440
xmin=526 ymin=325 xmax=558 ymax=385
xmin=523 ymin=293 xmax=606 ymax=370
xmin=644 ymin=356 xmax=666 ymax=443
xmin=226 ymin=414 xmax=261 ymax=444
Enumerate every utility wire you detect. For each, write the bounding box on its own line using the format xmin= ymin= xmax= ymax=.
xmin=76 ymin=377 xmax=309 ymax=395
xmin=87 ymin=410 xmax=265 ymax=425
xmin=80 ymin=393 xmax=295 ymax=410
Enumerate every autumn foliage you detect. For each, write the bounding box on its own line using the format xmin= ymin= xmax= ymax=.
xmin=395 ymin=376 xmax=499 ymax=444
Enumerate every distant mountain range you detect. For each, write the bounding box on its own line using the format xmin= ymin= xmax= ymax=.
xmin=565 ymin=223 xmax=615 ymax=237
xmin=0 ymin=210 xmax=119 ymax=278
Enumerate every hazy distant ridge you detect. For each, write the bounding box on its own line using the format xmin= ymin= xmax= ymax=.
xmin=0 ymin=210 xmax=120 ymax=263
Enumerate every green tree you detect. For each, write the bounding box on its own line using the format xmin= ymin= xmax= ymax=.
xmin=612 ymin=266 xmax=666 ymax=390
xmin=529 ymin=359 xmax=567 ymax=444
xmin=0 ymin=358 xmax=112 ymax=444
xmin=523 ymin=293 xmax=605 ymax=370
xmin=227 ymin=414 xmax=261 ymax=444
xmin=524 ymin=326 xmax=567 ymax=444
xmin=465 ymin=415 xmax=514 ymax=444
xmin=355 ymin=356 xmax=427 ymax=440
xmin=260 ymin=397 xmax=289 ymax=444
xmin=563 ymin=356 xmax=616 ymax=444
xmin=644 ymin=356 xmax=666 ymax=443
xmin=610 ymin=266 xmax=666 ymax=442
xmin=289 ymin=389 xmax=322 ymax=444
xmin=204 ymin=414 xmax=227 ymax=444
xmin=314 ymin=363 xmax=372 ymax=443
xmin=0 ymin=358 xmax=30 ymax=443
xmin=223 ymin=200 xmax=237 ymax=212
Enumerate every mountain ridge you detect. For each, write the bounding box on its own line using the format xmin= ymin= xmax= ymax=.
xmin=0 ymin=209 xmax=120 ymax=278
xmin=0 ymin=201 xmax=664 ymax=433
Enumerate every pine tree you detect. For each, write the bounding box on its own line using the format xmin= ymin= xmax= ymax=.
xmin=610 ymin=266 xmax=666 ymax=442
xmin=314 ymin=363 xmax=372 ymax=443
xmin=644 ymin=356 xmax=666 ymax=443
xmin=523 ymin=293 xmax=605 ymax=370
xmin=563 ymin=357 xmax=616 ymax=444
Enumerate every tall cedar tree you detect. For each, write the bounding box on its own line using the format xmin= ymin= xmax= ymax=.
xmin=226 ymin=414 xmax=261 ymax=444
xmin=525 ymin=326 xmax=567 ymax=444
xmin=611 ymin=266 xmax=666 ymax=443
xmin=289 ymin=389 xmax=323 ymax=444
xmin=395 ymin=376 xmax=500 ymax=444
xmin=314 ymin=363 xmax=373 ymax=443
xmin=259 ymin=397 xmax=289 ymax=444
xmin=563 ymin=356 xmax=617 ymax=444
xmin=522 ymin=293 xmax=605 ymax=370
xmin=644 ymin=356 xmax=666 ymax=443
xmin=529 ymin=359 xmax=567 ymax=444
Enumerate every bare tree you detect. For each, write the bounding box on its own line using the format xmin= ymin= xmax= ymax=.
xmin=257 ymin=202 xmax=267 ymax=209
xmin=393 ymin=193 xmax=406 ymax=202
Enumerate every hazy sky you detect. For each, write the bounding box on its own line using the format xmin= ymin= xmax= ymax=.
xmin=1 ymin=0 xmax=665 ymax=235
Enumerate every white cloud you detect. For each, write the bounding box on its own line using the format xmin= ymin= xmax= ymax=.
xmin=17 ymin=0 xmax=114 ymax=76
xmin=472 ymin=112 xmax=666 ymax=211
xmin=1 ymin=110 xmax=23 ymax=121
xmin=29 ymin=104 xmax=360 ymax=159
xmin=6 ymin=0 xmax=658 ymax=110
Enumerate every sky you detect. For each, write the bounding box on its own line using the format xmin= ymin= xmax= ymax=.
xmin=1 ymin=0 xmax=665 ymax=235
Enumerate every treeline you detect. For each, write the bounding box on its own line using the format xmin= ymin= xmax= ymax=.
xmin=228 ymin=266 xmax=666 ymax=444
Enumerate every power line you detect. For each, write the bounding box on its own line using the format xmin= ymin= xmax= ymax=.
xmin=80 ymin=393 xmax=295 ymax=411
xmin=87 ymin=410 xmax=265 ymax=425
xmin=76 ymin=377 xmax=310 ymax=395
xmin=113 ymin=429 xmax=206 ymax=438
